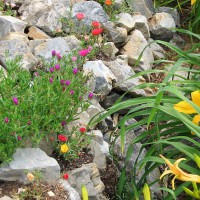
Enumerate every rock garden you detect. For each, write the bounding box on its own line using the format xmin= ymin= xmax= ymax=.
xmin=0 ymin=0 xmax=200 ymax=199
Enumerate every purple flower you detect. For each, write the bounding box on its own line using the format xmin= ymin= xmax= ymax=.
xmin=52 ymin=50 xmax=56 ymax=56
xmin=60 ymin=79 xmax=65 ymax=85
xmin=17 ymin=136 xmax=22 ymax=141
xmin=4 ymin=117 xmax=9 ymax=123
xmin=79 ymin=96 xmax=83 ymax=100
xmin=78 ymin=49 xmax=89 ymax=57
xmin=72 ymin=56 xmax=77 ymax=61
xmin=49 ymin=78 xmax=53 ymax=84
xmin=27 ymin=121 xmax=31 ymax=125
xmin=88 ymin=92 xmax=94 ymax=99
xmin=66 ymin=80 xmax=71 ymax=86
xmin=55 ymin=64 xmax=60 ymax=70
xmin=12 ymin=97 xmax=18 ymax=105
xmin=73 ymin=68 xmax=78 ymax=75
xmin=56 ymin=52 xmax=62 ymax=60
xmin=70 ymin=90 xmax=74 ymax=95
xmin=50 ymin=67 xmax=54 ymax=73
xmin=61 ymin=121 xmax=66 ymax=126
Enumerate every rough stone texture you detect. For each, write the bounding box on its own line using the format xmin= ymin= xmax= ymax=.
xmin=113 ymin=0 xmax=125 ymax=9
xmin=169 ymin=33 xmax=186 ymax=49
xmin=33 ymin=36 xmax=80 ymax=60
xmin=0 ymin=148 xmax=60 ymax=184
xmin=149 ymin=12 xmax=176 ymax=41
xmin=2 ymin=32 xmax=29 ymax=44
xmin=68 ymin=163 xmax=106 ymax=200
xmin=0 ymin=16 xmax=27 ymax=38
xmin=0 ymin=39 xmax=37 ymax=70
xmin=132 ymin=13 xmax=150 ymax=39
xmin=156 ymin=7 xmax=180 ymax=26
xmin=72 ymin=1 xmax=109 ymax=28
xmin=102 ymin=42 xmax=119 ymax=58
xmin=19 ymin=0 xmax=70 ymax=35
xmin=0 ymin=196 xmax=13 ymax=200
xmin=59 ymin=179 xmax=81 ymax=200
xmin=126 ymin=0 xmax=154 ymax=19
xmin=28 ymin=26 xmax=51 ymax=39
xmin=102 ymin=21 xmax=127 ymax=45
xmin=121 ymin=29 xmax=154 ymax=71
xmin=148 ymin=38 xmax=165 ymax=59
xmin=105 ymin=56 xmax=146 ymax=96
xmin=83 ymin=60 xmax=116 ymax=98
xmin=116 ymin=13 xmax=135 ymax=32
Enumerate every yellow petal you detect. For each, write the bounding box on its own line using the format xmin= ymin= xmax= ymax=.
xmin=193 ymin=115 xmax=200 ymax=126
xmin=174 ymin=101 xmax=197 ymax=114
xmin=160 ymin=170 xmax=173 ymax=180
xmin=191 ymin=91 xmax=200 ymax=107
xmin=81 ymin=185 xmax=89 ymax=200
xmin=171 ymin=175 xmax=177 ymax=190
xmin=60 ymin=144 xmax=69 ymax=153
xmin=191 ymin=0 xmax=196 ymax=5
xmin=143 ymin=183 xmax=151 ymax=200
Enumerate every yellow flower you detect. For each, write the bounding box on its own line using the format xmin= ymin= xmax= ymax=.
xmin=191 ymin=0 xmax=196 ymax=6
xmin=27 ymin=172 xmax=35 ymax=181
xmin=160 ymin=154 xmax=200 ymax=190
xmin=60 ymin=143 xmax=69 ymax=153
xmin=174 ymin=90 xmax=200 ymax=134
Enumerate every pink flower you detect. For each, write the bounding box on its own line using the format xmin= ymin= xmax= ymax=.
xmin=72 ymin=56 xmax=77 ymax=61
xmin=88 ymin=46 xmax=93 ymax=52
xmin=50 ymin=67 xmax=54 ymax=73
xmin=70 ymin=90 xmax=74 ymax=95
xmin=84 ymin=35 xmax=89 ymax=40
xmin=4 ymin=117 xmax=9 ymax=123
xmin=56 ymin=52 xmax=62 ymax=60
xmin=78 ymin=49 xmax=89 ymax=57
xmin=73 ymin=68 xmax=78 ymax=75
xmin=27 ymin=121 xmax=31 ymax=125
xmin=92 ymin=28 xmax=103 ymax=36
xmin=34 ymin=72 xmax=39 ymax=76
xmin=52 ymin=50 xmax=56 ymax=56
xmin=60 ymin=79 xmax=65 ymax=85
xmin=79 ymin=127 xmax=86 ymax=133
xmin=61 ymin=121 xmax=66 ymax=126
xmin=12 ymin=97 xmax=18 ymax=105
xmin=76 ymin=13 xmax=85 ymax=20
xmin=17 ymin=136 xmax=22 ymax=141
xmin=66 ymin=80 xmax=71 ymax=86
xmin=92 ymin=21 xmax=101 ymax=28
xmin=49 ymin=78 xmax=53 ymax=83
xmin=55 ymin=64 xmax=60 ymax=70
xmin=88 ymin=92 xmax=94 ymax=99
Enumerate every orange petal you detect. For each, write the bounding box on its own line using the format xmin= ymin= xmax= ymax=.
xmin=174 ymin=101 xmax=197 ymax=114
xmin=191 ymin=90 xmax=200 ymax=108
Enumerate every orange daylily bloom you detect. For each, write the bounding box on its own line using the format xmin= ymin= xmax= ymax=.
xmin=105 ymin=0 xmax=112 ymax=6
xmin=160 ymin=155 xmax=200 ymax=190
xmin=174 ymin=90 xmax=200 ymax=134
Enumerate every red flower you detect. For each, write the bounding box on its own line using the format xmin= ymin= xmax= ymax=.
xmin=76 ymin=13 xmax=85 ymax=21
xmin=92 ymin=28 xmax=103 ymax=36
xmin=50 ymin=137 xmax=54 ymax=141
xmin=105 ymin=0 xmax=112 ymax=5
xmin=63 ymin=173 xmax=69 ymax=180
xmin=58 ymin=134 xmax=68 ymax=142
xmin=79 ymin=127 xmax=86 ymax=133
xmin=92 ymin=21 xmax=101 ymax=28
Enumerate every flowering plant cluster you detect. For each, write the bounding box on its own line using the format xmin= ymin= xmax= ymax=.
xmin=0 ymin=51 xmax=93 ymax=164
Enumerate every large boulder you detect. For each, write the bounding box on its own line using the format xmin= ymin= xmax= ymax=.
xmin=149 ymin=12 xmax=176 ymax=41
xmin=121 ymin=29 xmax=154 ymax=71
xmin=0 ymin=39 xmax=37 ymax=70
xmin=19 ymin=0 xmax=70 ymax=35
xmin=0 ymin=148 xmax=60 ymax=184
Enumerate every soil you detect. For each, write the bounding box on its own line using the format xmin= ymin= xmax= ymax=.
xmin=0 ymin=150 xmax=119 ymax=200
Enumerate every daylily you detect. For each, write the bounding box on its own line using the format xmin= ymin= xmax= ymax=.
xmin=191 ymin=0 xmax=196 ymax=6
xmin=174 ymin=90 xmax=200 ymax=134
xmin=160 ymin=154 xmax=200 ymax=190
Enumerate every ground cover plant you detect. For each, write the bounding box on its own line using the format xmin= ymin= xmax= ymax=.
xmin=89 ymin=29 xmax=200 ymax=199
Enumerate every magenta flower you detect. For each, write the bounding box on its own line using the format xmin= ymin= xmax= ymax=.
xmin=49 ymin=78 xmax=53 ymax=83
xmin=66 ymin=80 xmax=71 ymax=86
xmin=72 ymin=56 xmax=77 ymax=61
xmin=4 ymin=117 xmax=9 ymax=123
xmin=52 ymin=50 xmax=56 ymax=56
xmin=78 ymin=49 xmax=89 ymax=57
xmin=61 ymin=121 xmax=66 ymax=126
xmin=55 ymin=64 xmax=60 ymax=70
xmin=50 ymin=67 xmax=54 ymax=73
xmin=12 ymin=97 xmax=18 ymax=105
xmin=70 ymin=90 xmax=74 ymax=95
xmin=17 ymin=136 xmax=22 ymax=141
xmin=60 ymin=79 xmax=65 ymax=85
xmin=88 ymin=92 xmax=94 ymax=99
xmin=73 ymin=68 xmax=78 ymax=75
xmin=27 ymin=121 xmax=31 ymax=125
